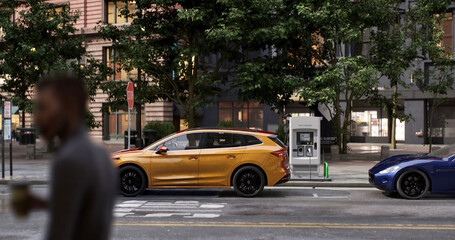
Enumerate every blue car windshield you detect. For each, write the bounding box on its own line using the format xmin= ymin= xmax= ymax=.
xmin=428 ymin=144 xmax=455 ymax=158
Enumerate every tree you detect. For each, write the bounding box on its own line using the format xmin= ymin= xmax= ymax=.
xmin=221 ymin=1 xmax=316 ymax=113
xmin=412 ymin=9 xmax=455 ymax=152
xmin=99 ymin=0 xmax=290 ymax=129
xmin=293 ymin=0 xmax=391 ymax=153
xmin=370 ymin=0 xmax=453 ymax=149
xmin=0 ymin=0 xmax=102 ymax=128
xmin=220 ymin=0 xmax=395 ymax=153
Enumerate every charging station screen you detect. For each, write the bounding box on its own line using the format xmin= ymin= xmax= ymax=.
xmin=297 ymin=132 xmax=313 ymax=145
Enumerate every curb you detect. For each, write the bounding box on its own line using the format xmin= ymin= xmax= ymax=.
xmin=0 ymin=180 xmax=372 ymax=188
xmin=0 ymin=179 xmax=48 ymax=185
xmin=282 ymin=181 xmax=372 ymax=188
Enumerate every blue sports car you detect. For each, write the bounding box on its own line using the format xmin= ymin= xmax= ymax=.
xmin=369 ymin=144 xmax=455 ymax=199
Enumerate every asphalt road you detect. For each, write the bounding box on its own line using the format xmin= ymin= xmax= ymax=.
xmin=1 ymin=186 xmax=455 ymax=240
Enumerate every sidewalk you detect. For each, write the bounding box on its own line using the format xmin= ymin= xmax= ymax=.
xmin=0 ymin=142 xmax=433 ymax=187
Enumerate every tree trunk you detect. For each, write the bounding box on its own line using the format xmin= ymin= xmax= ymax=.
xmin=21 ymin=109 xmax=25 ymax=128
xmin=187 ymin=107 xmax=197 ymax=128
xmin=342 ymin=101 xmax=352 ymax=155
xmin=136 ymin=69 xmax=142 ymax=139
xmin=334 ymin=103 xmax=344 ymax=154
xmin=428 ymin=99 xmax=436 ymax=152
xmin=136 ymin=104 xmax=142 ymax=138
xmin=391 ymin=83 xmax=398 ymax=149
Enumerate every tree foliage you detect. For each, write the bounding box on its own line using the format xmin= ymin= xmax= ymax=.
xmin=370 ymin=0 xmax=453 ymax=148
xmin=0 ymin=0 xmax=104 ymax=129
xmin=99 ymin=0 xmax=297 ymax=128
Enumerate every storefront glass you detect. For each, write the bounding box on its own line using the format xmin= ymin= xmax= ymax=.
xmin=351 ymin=110 xmax=405 ymax=141
xmin=218 ymin=102 xmax=263 ymax=129
xmin=108 ymin=108 xmax=144 ymax=140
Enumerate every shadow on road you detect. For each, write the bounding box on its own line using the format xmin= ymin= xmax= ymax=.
xmin=133 ymin=188 xmax=352 ymax=199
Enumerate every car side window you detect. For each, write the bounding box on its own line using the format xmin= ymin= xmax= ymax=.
xmin=243 ymin=135 xmax=262 ymax=146
xmin=161 ymin=133 xmax=203 ymax=151
xmin=204 ymin=132 xmax=243 ymax=148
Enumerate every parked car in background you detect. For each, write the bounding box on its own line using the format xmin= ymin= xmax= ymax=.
xmin=113 ymin=128 xmax=290 ymax=197
xmin=369 ymin=144 xmax=455 ymax=199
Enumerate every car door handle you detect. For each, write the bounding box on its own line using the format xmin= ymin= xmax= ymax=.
xmin=227 ymin=155 xmax=237 ymax=159
xmin=188 ymin=156 xmax=198 ymax=160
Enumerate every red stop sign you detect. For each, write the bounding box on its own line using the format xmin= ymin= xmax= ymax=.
xmin=126 ymin=82 xmax=134 ymax=109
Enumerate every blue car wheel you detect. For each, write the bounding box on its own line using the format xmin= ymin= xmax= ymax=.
xmin=396 ymin=169 xmax=430 ymax=200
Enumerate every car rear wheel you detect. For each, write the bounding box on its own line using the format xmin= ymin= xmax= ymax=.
xmin=120 ymin=165 xmax=147 ymax=197
xmin=396 ymin=169 xmax=429 ymax=200
xmin=233 ymin=166 xmax=265 ymax=197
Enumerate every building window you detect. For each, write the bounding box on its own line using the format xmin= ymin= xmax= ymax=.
xmin=106 ymin=0 xmax=136 ymax=24
xmin=103 ymin=47 xmax=137 ymax=81
xmin=0 ymin=27 xmax=4 ymax=39
xmin=54 ymin=5 xmax=69 ymax=14
xmin=441 ymin=12 xmax=453 ymax=54
xmin=218 ymin=102 xmax=263 ymax=130
xmin=351 ymin=110 xmax=405 ymax=141
xmin=107 ymin=107 xmax=144 ymax=139
xmin=352 ymin=110 xmax=388 ymax=137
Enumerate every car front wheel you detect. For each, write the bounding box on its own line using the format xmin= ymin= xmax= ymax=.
xmin=119 ymin=165 xmax=147 ymax=197
xmin=233 ymin=166 xmax=265 ymax=197
xmin=396 ymin=169 xmax=429 ymax=200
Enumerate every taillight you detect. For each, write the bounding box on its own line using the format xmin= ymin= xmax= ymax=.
xmin=271 ymin=148 xmax=289 ymax=173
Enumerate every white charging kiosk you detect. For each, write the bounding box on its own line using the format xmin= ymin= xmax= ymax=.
xmin=289 ymin=116 xmax=325 ymax=180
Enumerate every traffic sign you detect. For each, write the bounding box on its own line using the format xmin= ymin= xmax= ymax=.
xmin=3 ymin=119 xmax=11 ymax=141
xmin=3 ymin=101 xmax=11 ymax=119
xmin=127 ymin=82 xmax=134 ymax=109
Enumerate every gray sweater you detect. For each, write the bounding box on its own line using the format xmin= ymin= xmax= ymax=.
xmin=46 ymin=127 xmax=116 ymax=240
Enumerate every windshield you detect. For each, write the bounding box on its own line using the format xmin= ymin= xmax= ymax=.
xmin=428 ymin=144 xmax=455 ymax=158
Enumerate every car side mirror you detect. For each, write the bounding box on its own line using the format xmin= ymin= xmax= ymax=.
xmin=156 ymin=145 xmax=168 ymax=154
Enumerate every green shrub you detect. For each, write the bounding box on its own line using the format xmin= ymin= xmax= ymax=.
xmin=276 ymin=123 xmax=285 ymax=143
xmin=143 ymin=121 xmax=175 ymax=140
xmin=217 ymin=120 xmax=236 ymax=128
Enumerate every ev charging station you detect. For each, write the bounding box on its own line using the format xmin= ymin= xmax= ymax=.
xmin=288 ymin=116 xmax=328 ymax=180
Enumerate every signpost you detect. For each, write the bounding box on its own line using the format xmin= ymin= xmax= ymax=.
xmin=127 ymin=82 xmax=134 ymax=149
xmin=2 ymin=100 xmax=12 ymax=178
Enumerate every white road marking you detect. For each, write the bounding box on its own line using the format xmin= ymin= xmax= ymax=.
xmin=114 ymin=200 xmax=226 ymax=219
xmin=123 ymin=200 xmax=147 ymax=204
xmin=184 ymin=214 xmax=220 ymax=219
xmin=116 ymin=203 xmax=144 ymax=208
xmin=114 ymin=208 xmax=135 ymax=212
xmin=267 ymin=186 xmax=374 ymax=191
xmin=200 ymin=204 xmax=225 ymax=209
xmin=113 ymin=213 xmax=132 ymax=217
xmin=313 ymin=193 xmax=319 ymax=198
xmin=175 ymin=201 xmax=199 ymax=204
xmin=135 ymin=209 xmax=222 ymax=212
xmin=144 ymin=213 xmax=174 ymax=218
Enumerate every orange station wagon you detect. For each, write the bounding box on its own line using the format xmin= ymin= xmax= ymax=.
xmin=112 ymin=128 xmax=290 ymax=197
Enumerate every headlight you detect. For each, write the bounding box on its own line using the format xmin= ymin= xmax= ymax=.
xmin=379 ymin=166 xmax=399 ymax=174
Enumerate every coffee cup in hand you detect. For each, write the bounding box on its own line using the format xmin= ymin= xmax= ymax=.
xmin=10 ymin=182 xmax=31 ymax=219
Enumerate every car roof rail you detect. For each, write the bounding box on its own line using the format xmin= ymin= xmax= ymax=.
xmin=176 ymin=127 xmax=275 ymax=135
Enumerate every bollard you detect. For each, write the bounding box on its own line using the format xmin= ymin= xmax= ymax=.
xmin=380 ymin=146 xmax=390 ymax=160
xmin=330 ymin=145 xmax=339 ymax=161
xmin=324 ymin=162 xmax=329 ymax=179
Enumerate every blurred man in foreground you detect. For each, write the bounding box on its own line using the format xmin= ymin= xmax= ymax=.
xmin=16 ymin=73 xmax=116 ymax=239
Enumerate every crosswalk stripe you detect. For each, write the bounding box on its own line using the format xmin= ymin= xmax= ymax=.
xmin=114 ymin=200 xmax=226 ymax=219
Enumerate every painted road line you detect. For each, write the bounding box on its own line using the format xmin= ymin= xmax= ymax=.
xmin=183 ymin=214 xmax=220 ymax=219
xmin=267 ymin=186 xmax=374 ymax=191
xmin=312 ymin=193 xmax=318 ymax=198
xmin=114 ymin=200 xmax=226 ymax=219
xmin=113 ymin=221 xmax=455 ymax=230
xmin=134 ymin=209 xmax=222 ymax=213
